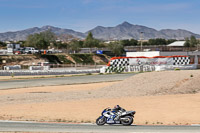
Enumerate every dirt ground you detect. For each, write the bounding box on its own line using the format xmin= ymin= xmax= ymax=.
xmin=0 ymin=70 xmax=200 ymax=125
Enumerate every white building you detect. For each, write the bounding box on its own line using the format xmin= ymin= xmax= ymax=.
xmin=167 ymin=41 xmax=186 ymax=47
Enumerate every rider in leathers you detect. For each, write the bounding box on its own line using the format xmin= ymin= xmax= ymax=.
xmin=112 ymin=105 xmax=126 ymax=120
xmin=113 ymin=105 xmax=126 ymax=112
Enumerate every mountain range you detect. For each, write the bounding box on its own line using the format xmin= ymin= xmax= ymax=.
xmin=0 ymin=21 xmax=200 ymax=41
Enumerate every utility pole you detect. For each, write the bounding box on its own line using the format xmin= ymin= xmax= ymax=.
xmin=196 ymin=44 xmax=200 ymax=51
xmin=140 ymin=32 xmax=144 ymax=51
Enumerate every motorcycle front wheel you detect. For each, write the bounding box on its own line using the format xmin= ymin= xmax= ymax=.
xmin=96 ymin=116 xmax=106 ymax=126
xmin=121 ymin=116 xmax=133 ymax=126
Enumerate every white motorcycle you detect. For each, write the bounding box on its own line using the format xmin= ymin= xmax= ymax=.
xmin=96 ymin=107 xmax=136 ymax=126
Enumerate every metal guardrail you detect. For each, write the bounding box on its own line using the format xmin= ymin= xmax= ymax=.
xmin=3 ymin=65 xmax=21 ymax=70
xmin=0 ymin=69 xmax=100 ymax=76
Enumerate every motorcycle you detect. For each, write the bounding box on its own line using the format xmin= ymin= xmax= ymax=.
xmin=96 ymin=107 xmax=136 ymax=126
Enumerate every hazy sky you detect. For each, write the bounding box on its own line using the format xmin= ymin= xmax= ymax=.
xmin=0 ymin=0 xmax=200 ymax=34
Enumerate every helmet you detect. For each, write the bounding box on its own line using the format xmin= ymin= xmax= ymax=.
xmin=114 ymin=105 xmax=120 ymax=109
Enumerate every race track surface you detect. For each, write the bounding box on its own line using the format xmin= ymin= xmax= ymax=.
xmin=0 ymin=121 xmax=200 ymax=133
xmin=0 ymin=73 xmax=136 ymax=90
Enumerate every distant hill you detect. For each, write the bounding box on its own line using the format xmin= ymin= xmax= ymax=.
xmin=0 ymin=25 xmax=85 ymax=41
xmin=0 ymin=22 xmax=200 ymax=41
xmin=88 ymin=21 xmax=200 ymax=40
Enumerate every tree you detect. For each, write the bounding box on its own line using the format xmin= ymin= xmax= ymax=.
xmin=190 ymin=36 xmax=197 ymax=47
xmin=120 ymin=39 xmax=130 ymax=46
xmin=108 ymin=42 xmax=124 ymax=56
xmin=83 ymin=32 xmax=100 ymax=48
xmin=0 ymin=41 xmax=6 ymax=48
xmin=184 ymin=36 xmax=197 ymax=47
xmin=142 ymin=41 xmax=149 ymax=46
xmin=54 ymin=42 xmax=68 ymax=49
xmin=69 ymin=40 xmax=82 ymax=53
xmin=166 ymin=39 xmax=177 ymax=44
xmin=148 ymin=38 xmax=167 ymax=45
xmin=25 ymin=30 xmax=56 ymax=49
xmin=129 ymin=39 xmax=138 ymax=46
xmin=120 ymin=39 xmax=138 ymax=46
xmin=184 ymin=38 xmax=190 ymax=47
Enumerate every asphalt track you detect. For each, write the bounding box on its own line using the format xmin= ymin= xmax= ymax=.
xmin=0 ymin=121 xmax=200 ymax=133
xmin=0 ymin=73 xmax=136 ymax=90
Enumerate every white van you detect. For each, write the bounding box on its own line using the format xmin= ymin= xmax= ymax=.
xmin=25 ymin=47 xmax=39 ymax=54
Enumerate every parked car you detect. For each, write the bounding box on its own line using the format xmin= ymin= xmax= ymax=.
xmin=47 ymin=49 xmax=62 ymax=54
xmin=13 ymin=49 xmax=21 ymax=54
xmin=25 ymin=47 xmax=39 ymax=54
xmin=13 ymin=48 xmax=25 ymax=54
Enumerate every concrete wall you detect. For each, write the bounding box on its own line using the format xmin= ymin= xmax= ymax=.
xmin=160 ymin=51 xmax=200 ymax=65
xmin=126 ymin=51 xmax=200 ymax=65
xmin=126 ymin=51 xmax=160 ymax=57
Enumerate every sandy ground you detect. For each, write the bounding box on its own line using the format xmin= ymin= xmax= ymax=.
xmin=0 ymin=70 xmax=200 ymax=125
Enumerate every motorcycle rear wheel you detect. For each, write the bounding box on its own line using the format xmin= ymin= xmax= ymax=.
xmin=96 ymin=116 xmax=106 ymax=126
xmin=121 ymin=116 xmax=133 ymax=126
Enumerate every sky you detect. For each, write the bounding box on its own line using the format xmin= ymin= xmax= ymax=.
xmin=0 ymin=0 xmax=200 ymax=34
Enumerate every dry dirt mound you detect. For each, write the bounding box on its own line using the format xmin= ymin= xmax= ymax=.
xmin=98 ymin=70 xmax=200 ymax=98
xmin=1 ymin=70 xmax=199 ymax=103
xmin=0 ymin=55 xmax=46 ymax=66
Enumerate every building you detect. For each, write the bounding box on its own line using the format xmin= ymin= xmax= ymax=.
xmin=167 ymin=41 xmax=186 ymax=47
xmin=7 ymin=43 xmax=20 ymax=54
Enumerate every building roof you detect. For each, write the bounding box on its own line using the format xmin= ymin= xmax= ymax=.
xmin=167 ymin=41 xmax=186 ymax=47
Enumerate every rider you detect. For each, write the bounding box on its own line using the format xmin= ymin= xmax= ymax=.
xmin=112 ymin=105 xmax=126 ymax=120
xmin=112 ymin=105 xmax=126 ymax=113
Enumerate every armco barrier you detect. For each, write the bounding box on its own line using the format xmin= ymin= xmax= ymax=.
xmin=4 ymin=65 xmax=21 ymax=70
xmin=0 ymin=69 xmax=100 ymax=76
xmin=29 ymin=66 xmax=50 ymax=70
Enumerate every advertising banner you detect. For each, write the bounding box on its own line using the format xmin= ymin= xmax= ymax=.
xmin=108 ymin=56 xmax=189 ymax=67
xmin=129 ymin=57 xmax=174 ymax=66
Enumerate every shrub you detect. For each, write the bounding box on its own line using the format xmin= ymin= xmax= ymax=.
xmin=70 ymin=54 xmax=94 ymax=64
xmin=174 ymin=68 xmax=180 ymax=71
xmin=57 ymin=55 xmax=73 ymax=64
xmin=39 ymin=54 xmax=73 ymax=64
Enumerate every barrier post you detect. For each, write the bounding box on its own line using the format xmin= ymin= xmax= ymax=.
xmin=140 ymin=65 xmax=143 ymax=72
